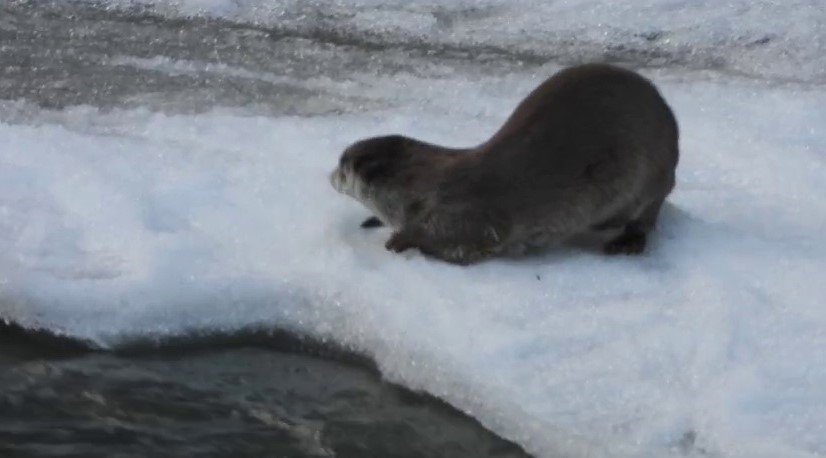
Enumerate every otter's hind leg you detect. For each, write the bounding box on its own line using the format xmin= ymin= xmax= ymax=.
xmin=603 ymin=198 xmax=664 ymax=255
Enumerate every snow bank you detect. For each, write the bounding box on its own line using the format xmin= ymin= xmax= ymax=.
xmin=2 ymin=65 xmax=825 ymax=456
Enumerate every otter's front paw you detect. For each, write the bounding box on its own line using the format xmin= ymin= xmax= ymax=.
xmin=385 ymin=231 xmax=417 ymax=253
xmin=361 ymin=216 xmax=384 ymax=228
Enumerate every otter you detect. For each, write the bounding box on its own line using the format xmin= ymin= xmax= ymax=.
xmin=330 ymin=63 xmax=678 ymax=265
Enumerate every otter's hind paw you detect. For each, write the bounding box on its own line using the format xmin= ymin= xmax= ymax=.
xmin=604 ymin=231 xmax=647 ymax=255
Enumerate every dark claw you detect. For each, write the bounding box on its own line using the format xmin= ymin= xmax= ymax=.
xmin=360 ymin=216 xmax=384 ymax=228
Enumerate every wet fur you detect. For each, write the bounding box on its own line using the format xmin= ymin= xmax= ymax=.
xmin=331 ymin=64 xmax=679 ymax=265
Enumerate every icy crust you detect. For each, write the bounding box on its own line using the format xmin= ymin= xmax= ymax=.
xmin=1 ymin=68 xmax=826 ymax=457
xmin=99 ymin=0 xmax=826 ymax=83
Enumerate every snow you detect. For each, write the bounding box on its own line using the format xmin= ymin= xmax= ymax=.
xmin=2 ymin=1 xmax=826 ymax=457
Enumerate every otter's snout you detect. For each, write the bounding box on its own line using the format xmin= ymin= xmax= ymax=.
xmin=330 ymin=162 xmax=363 ymax=200
xmin=330 ymin=167 xmax=344 ymax=193
xmin=330 ymin=166 xmax=354 ymax=197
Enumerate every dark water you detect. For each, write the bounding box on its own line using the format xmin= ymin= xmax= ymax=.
xmin=0 ymin=324 xmax=530 ymax=457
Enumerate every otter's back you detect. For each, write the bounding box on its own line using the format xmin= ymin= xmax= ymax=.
xmin=473 ymin=64 xmax=678 ymax=212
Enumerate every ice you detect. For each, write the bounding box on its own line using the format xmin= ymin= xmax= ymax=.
xmin=104 ymin=0 xmax=826 ymax=83
xmin=2 ymin=64 xmax=825 ymax=456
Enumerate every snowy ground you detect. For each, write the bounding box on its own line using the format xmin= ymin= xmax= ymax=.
xmin=2 ymin=1 xmax=825 ymax=457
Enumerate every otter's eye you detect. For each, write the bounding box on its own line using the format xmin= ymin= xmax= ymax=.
xmin=362 ymin=163 xmax=387 ymax=183
xmin=353 ymin=153 xmax=378 ymax=172
xmin=361 ymin=157 xmax=398 ymax=184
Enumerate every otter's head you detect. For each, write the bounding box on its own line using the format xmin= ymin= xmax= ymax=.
xmin=330 ymin=135 xmax=437 ymax=227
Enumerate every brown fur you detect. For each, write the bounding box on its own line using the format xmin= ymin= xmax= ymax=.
xmin=331 ymin=64 xmax=679 ymax=265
